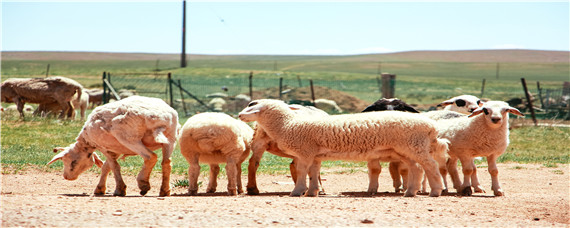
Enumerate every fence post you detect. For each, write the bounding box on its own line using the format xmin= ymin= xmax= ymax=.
xmin=249 ymin=71 xmax=253 ymax=100
xmin=521 ymin=78 xmax=537 ymax=126
xmin=279 ymin=77 xmax=283 ymax=100
xmin=297 ymin=74 xmax=302 ymax=87
xmin=480 ymin=78 xmax=486 ymax=98
xmin=45 ymin=64 xmax=50 ymax=77
xmin=310 ymin=79 xmax=315 ymax=105
xmin=536 ymin=81 xmax=544 ymax=109
xmin=381 ymin=73 xmax=396 ymax=98
xmin=168 ymin=73 xmax=173 ymax=107
xmin=102 ymin=72 xmax=107 ymax=104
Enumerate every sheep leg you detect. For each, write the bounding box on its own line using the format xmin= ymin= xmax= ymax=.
xmin=367 ymin=159 xmax=382 ymax=195
xmin=290 ymin=158 xmax=310 ymax=197
xmin=246 ymin=150 xmax=263 ymax=195
xmin=207 ymin=164 xmax=220 ymax=193
xmin=225 ymin=158 xmax=238 ymax=196
xmin=458 ymin=156 xmax=475 ymax=196
xmin=306 ymin=160 xmax=321 ymax=197
xmin=399 ymin=164 xmax=409 ymax=192
xmin=159 ymin=143 xmax=173 ymax=197
xmin=187 ymin=153 xmax=200 ymax=196
xmin=470 ymin=160 xmax=485 ymax=193
xmin=446 ymin=156 xmax=462 ymax=192
xmin=106 ymin=156 xmax=127 ymax=196
xmin=14 ymin=98 xmax=25 ymax=118
xmin=401 ymin=159 xmax=422 ymax=197
xmin=487 ymin=155 xmax=504 ymax=196
xmin=405 ymin=149 xmax=444 ymax=197
xmin=290 ymin=160 xmax=297 ymax=184
xmin=389 ymin=161 xmax=403 ymax=193
xmin=236 ymin=162 xmax=243 ymax=194
xmin=94 ymin=161 xmax=111 ymax=195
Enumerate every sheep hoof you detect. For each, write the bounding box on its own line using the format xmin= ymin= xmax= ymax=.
xmin=441 ymin=189 xmax=449 ymax=194
xmin=94 ymin=186 xmax=106 ymax=195
xmin=247 ymin=187 xmax=260 ymax=195
xmin=227 ymin=189 xmax=238 ymax=196
xmin=140 ymin=190 xmax=149 ymax=196
xmin=473 ymin=186 xmax=486 ymax=193
xmin=237 ymin=188 xmax=243 ymax=194
xmin=403 ymin=191 xmax=416 ymax=197
xmin=159 ymin=189 xmax=170 ymax=197
xmin=188 ymin=190 xmax=198 ymax=196
xmin=206 ymin=189 xmax=216 ymax=193
xmin=493 ymin=189 xmax=504 ymax=196
xmin=113 ymin=190 xmax=126 ymax=197
xmin=461 ymin=187 xmax=472 ymax=196
xmin=429 ymin=190 xmax=442 ymax=197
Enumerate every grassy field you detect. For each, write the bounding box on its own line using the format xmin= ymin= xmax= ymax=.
xmin=1 ymin=50 xmax=569 ymax=177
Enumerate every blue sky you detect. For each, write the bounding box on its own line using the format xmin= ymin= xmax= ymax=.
xmin=2 ymin=1 xmax=569 ymax=55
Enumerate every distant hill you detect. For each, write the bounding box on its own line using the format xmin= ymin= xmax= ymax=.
xmin=2 ymin=49 xmax=568 ymax=63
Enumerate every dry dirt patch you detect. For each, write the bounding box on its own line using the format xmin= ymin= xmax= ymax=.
xmin=1 ymin=163 xmax=568 ymax=227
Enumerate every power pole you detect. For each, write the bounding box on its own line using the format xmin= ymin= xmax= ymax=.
xmin=181 ymin=0 xmax=187 ymax=68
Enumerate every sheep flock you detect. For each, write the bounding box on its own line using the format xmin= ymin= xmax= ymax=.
xmin=1 ymin=76 xmax=525 ymax=198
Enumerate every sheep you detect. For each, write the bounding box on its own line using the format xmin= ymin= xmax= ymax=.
xmin=208 ymin=97 xmax=226 ymax=112
xmin=239 ymin=99 xmax=448 ymax=197
xmin=438 ymin=95 xmax=483 ymax=114
xmin=178 ymin=112 xmax=253 ymax=196
xmin=48 ymin=96 xmax=180 ymax=197
xmin=435 ymin=101 xmax=524 ymax=196
xmin=1 ymin=104 xmax=34 ymax=116
xmin=1 ymin=76 xmax=83 ymax=119
xmin=247 ymin=104 xmax=329 ymax=195
xmin=35 ymin=89 xmax=89 ymax=120
xmin=85 ymin=88 xmax=103 ymax=108
xmin=314 ymin=98 xmax=343 ymax=113
xmin=362 ymin=98 xmax=419 ymax=113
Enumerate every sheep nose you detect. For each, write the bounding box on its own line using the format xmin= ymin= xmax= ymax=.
xmin=491 ymin=117 xmax=501 ymax=124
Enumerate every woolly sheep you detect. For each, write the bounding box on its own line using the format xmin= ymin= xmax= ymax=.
xmin=85 ymin=88 xmax=103 ymax=108
xmin=436 ymin=101 xmax=524 ymax=196
xmin=1 ymin=76 xmax=83 ymax=119
xmin=36 ymin=89 xmax=89 ymax=120
xmin=438 ymin=95 xmax=483 ymax=114
xmin=247 ymin=104 xmax=329 ymax=195
xmin=314 ymin=98 xmax=343 ymax=113
xmin=178 ymin=112 xmax=253 ymax=196
xmin=1 ymin=104 xmax=34 ymax=116
xmin=208 ymin=97 xmax=226 ymax=112
xmin=48 ymin=96 xmax=180 ymax=197
xmin=239 ymin=99 xmax=447 ymax=197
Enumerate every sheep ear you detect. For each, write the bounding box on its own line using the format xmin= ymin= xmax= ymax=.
xmin=437 ymin=99 xmax=454 ymax=107
xmin=468 ymin=108 xmax=485 ymax=118
xmin=92 ymin=153 xmax=104 ymax=168
xmin=507 ymin=107 xmax=524 ymax=117
xmin=47 ymin=151 xmax=67 ymax=165
xmin=403 ymin=104 xmax=420 ymax=113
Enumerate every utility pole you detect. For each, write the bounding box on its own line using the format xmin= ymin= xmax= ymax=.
xmin=181 ymin=0 xmax=187 ymax=68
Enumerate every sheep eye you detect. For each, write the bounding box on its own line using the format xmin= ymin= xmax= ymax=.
xmin=483 ymin=108 xmax=489 ymax=115
xmin=248 ymin=101 xmax=258 ymax=107
xmin=455 ymin=99 xmax=466 ymax=107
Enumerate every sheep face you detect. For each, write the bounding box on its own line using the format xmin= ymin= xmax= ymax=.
xmin=48 ymin=146 xmax=103 ymax=180
xmin=439 ymin=95 xmax=482 ymax=114
xmin=468 ymin=101 xmax=524 ymax=129
xmin=239 ymin=99 xmax=298 ymax=122
xmin=362 ymin=98 xmax=419 ymax=113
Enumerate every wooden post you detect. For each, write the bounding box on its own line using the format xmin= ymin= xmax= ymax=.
xmin=310 ymin=79 xmax=316 ymax=105
xmin=180 ymin=0 xmax=187 ymax=68
xmin=381 ymin=73 xmax=396 ymax=98
xmin=297 ymin=75 xmax=302 ymax=87
xmin=168 ymin=73 xmax=173 ymax=107
xmin=249 ymin=71 xmax=253 ymax=100
xmin=480 ymin=78 xmax=486 ymax=98
xmin=45 ymin=64 xmax=50 ymax=77
xmin=102 ymin=72 xmax=107 ymax=104
xmin=536 ymin=81 xmax=544 ymax=109
xmin=178 ymin=79 xmax=188 ymax=116
xmin=521 ymin=78 xmax=537 ymax=126
xmin=279 ymin=77 xmax=283 ymax=100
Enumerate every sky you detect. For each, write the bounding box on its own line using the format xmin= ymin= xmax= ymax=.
xmin=2 ymin=1 xmax=569 ymax=55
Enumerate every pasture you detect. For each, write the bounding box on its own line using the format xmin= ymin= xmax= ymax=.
xmin=1 ymin=50 xmax=569 ymax=226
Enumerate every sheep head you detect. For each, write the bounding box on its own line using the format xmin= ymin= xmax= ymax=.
xmin=362 ymin=98 xmax=419 ymax=113
xmin=48 ymin=145 xmax=103 ymax=181
xmin=468 ymin=101 xmax=524 ymax=129
xmin=439 ymin=95 xmax=483 ymax=114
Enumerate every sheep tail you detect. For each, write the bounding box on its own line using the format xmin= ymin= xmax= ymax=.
xmin=153 ymin=127 xmax=169 ymax=144
xmin=75 ymin=86 xmax=83 ymax=103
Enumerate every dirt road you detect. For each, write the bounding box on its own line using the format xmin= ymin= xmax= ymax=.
xmin=1 ymin=163 xmax=568 ymax=227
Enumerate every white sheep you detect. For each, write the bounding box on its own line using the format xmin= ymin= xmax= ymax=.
xmin=48 ymin=96 xmax=180 ymax=197
xmin=438 ymin=95 xmax=483 ymax=114
xmin=208 ymin=97 xmax=226 ymax=112
xmin=178 ymin=112 xmax=253 ymax=196
xmin=314 ymin=98 xmax=343 ymax=113
xmin=36 ymin=89 xmax=89 ymax=121
xmin=436 ymin=101 xmax=524 ymax=196
xmin=239 ymin=99 xmax=448 ymax=197
xmin=247 ymin=104 xmax=329 ymax=195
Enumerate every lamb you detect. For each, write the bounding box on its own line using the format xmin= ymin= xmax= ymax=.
xmin=36 ymin=89 xmax=89 ymax=120
xmin=1 ymin=76 xmax=83 ymax=119
xmin=48 ymin=96 xmax=180 ymax=197
xmin=436 ymin=101 xmax=524 ymax=196
xmin=314 ymin=98 xmax=343 ymax=113
xmin=178 ymin=112 xmax=253 ymax=196
xmin=208 ymin=98 xmax=226 ymax=112
xmin=239 ymin=99 xmax=448 ymax=197
xmin=247 ymin=104 xmax=329 ymax=195
xmin=438 ymin=95 xmax=483 ymax=114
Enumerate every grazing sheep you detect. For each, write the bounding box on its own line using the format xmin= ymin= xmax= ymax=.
xmin=239 ymin=99 xmax=447 ymax=197
xmin=438 ymin=95 xmax=482 ymax=114
xmin=437 ymin=101 xmax=524 ymax=196
xmin=208 ymin=98 xmax=226 ymax=112
xmin=178 ymin=112 xmax=253 ymax=196
xmin=36 ymin=89 xmax=89 ymax=120
xmin=48 ymin=96 xmax=179 ymax=197
xmin=247 ymin=104 xmax=329 ymax=195
xmin=314 ymin=98 xmax=343 ymax=113
xmin=85 ymin=88 xmax=103 ymax=108
xmin=1 ymin=104 xmax=34 ymax=116
xmin=1 ymin=76 xmax=83 ymax=119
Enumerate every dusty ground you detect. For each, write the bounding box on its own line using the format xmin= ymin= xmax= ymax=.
xmin=1 ymin=163 xmax=569 ymax=227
